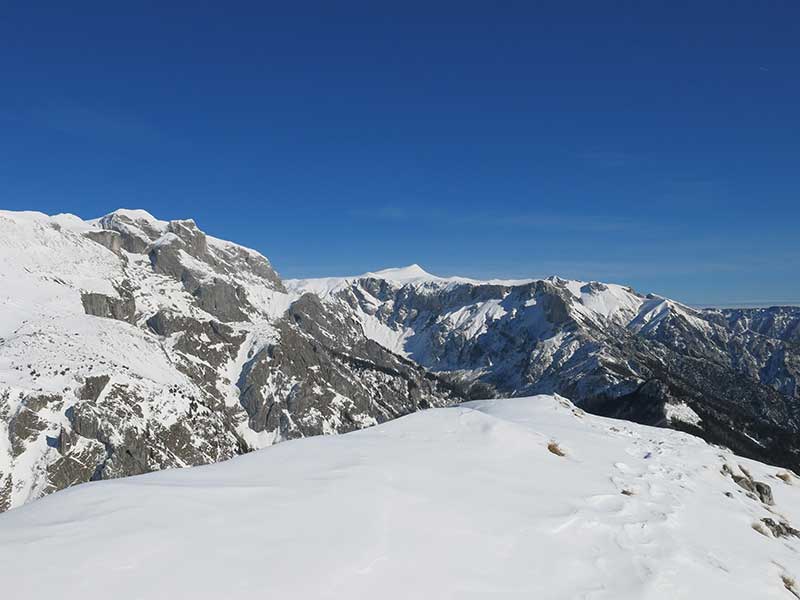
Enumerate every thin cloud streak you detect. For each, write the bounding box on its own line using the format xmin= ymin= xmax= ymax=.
xmin=349 ymin=206 xmax=647 ymax=234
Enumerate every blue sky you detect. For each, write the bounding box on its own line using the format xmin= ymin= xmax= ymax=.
xmin=2 ymin=2 xmax=798 ymax=305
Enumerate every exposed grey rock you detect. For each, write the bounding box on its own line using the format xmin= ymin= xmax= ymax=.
xmin=94 ymin=211 xmax=284 ymax=322
xmin=45 ymin=439 xmax=106 ymax=494
xmin=147 ymin=231 xmax=251 ymax=322
xmin=79 ymin=375 xmax=110 ymax=402
xmin=64 ymin=381 xmax=243 ymax=486
xmin=754 ymin=480 xmax=775 ymax=506
xmin=192 ymin=279 xmax=250 ymax=323
xmin=732 ymin=474 xmax=756 ymax=495
xmin=217 ymin=243 xmax=284 ymax=290
xmin=97 ymin=212 xmax=162 ymax=253
xmin=238 ymin=293 xmax=465 ymax=439
xmin=83 ymin=229 xmax=125 ymax=257
xmin=7 ymin=394 xmax=62 ymax=457
xmin=0 ymin=476 xmax=11 ymax=512
xmin=81 ymin=283 xmax=135 ymax=323
xmin=147 ymin=309 xmax=246 ymax=398
xmin=168 ymin=219 xmax=208 ymax=257
xmin=760 ymin=517 xmax=800 ymax=538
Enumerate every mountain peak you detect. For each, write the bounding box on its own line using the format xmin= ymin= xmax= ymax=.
xmin=367 ymin=264 xmax=437 ymax=282
xmin=101 ymin=208 xmax=165 ymax=224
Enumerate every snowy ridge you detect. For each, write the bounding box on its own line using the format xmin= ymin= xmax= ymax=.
xmin=289 ymin=263 xmax=800 ymax=472
xmin=287 ymin=266 xmax=667 ymax=377
xmin=286 ymin=266 xmax=653 ymax=365
xmin=288 ymin=265 xmax=746 ymax=373
xmin=629 ymin=296 xmax=712 ymax=335
xmin=288 ymin=266 xmax=659 ymax=327
xmin=1 ymin=395 xmax=799 ymax=599
xmin=285 ymin=264 xmax=536 ymax=298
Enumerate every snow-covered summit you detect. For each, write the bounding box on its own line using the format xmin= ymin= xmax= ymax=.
xmin=94 ymin=207 xmax=167 ymax=226
xmin=369 ymin=263 xmax=436 ymax=281
xmin=1 ymin=394 xmax=798 ymax=599
xmin=286 ymin=263 xmax=476 ymax=298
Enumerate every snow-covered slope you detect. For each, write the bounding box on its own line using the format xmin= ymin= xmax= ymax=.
xmin=1 ymin=395 xmax=798 ymax=599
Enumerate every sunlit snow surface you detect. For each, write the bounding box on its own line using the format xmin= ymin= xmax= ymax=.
xmin=1 ymin=395 xmax=798 ymax=599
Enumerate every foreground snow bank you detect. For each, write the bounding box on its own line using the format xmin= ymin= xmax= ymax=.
xmin=1 ymin=395 xmax=798 ymax=599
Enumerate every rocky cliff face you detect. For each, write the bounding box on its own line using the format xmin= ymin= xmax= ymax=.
xmin=288 ymin=267 xmax=800 ymax=471
xmin=0 ymin=211 xmax=463 ymax=511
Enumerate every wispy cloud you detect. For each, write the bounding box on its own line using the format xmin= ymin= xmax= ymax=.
xmin=349 ymin=206 xmax=646 ymax=233
xmin=574 ymin=150 xmax=637 ymax=169
xmin=440 ymin=257 xmax=763 ymax=284
xmin=459 ymin=213 xmax=641 ymax=233
xmin=348 ymin=205 xmax=413 ymax=222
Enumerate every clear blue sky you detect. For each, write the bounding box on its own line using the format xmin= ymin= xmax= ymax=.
xmin=2 ymin=2 xmax=798 ymax=305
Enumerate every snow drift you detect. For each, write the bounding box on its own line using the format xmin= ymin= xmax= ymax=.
xmin=1 ymin=395 xmax=798 ymax=599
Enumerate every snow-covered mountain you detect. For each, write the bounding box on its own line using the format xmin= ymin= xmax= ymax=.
xmin=1 ymin=208 xmax=799 ymax=513
xmin=289 ymin=265 xmax=800 ymax=470
xmin=1 ymin=395 xmax=799 ymax=599
xmin=0 ymin=210 xmax=461 ymax=511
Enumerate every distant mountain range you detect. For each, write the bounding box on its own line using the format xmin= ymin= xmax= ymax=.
xmin=1 ymin=208 xmax=798 ymax=511
xmin=693 ymin=302 xmax=800 ymax=309
xmin=289 ymin=265 xmax=800 ymax=469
